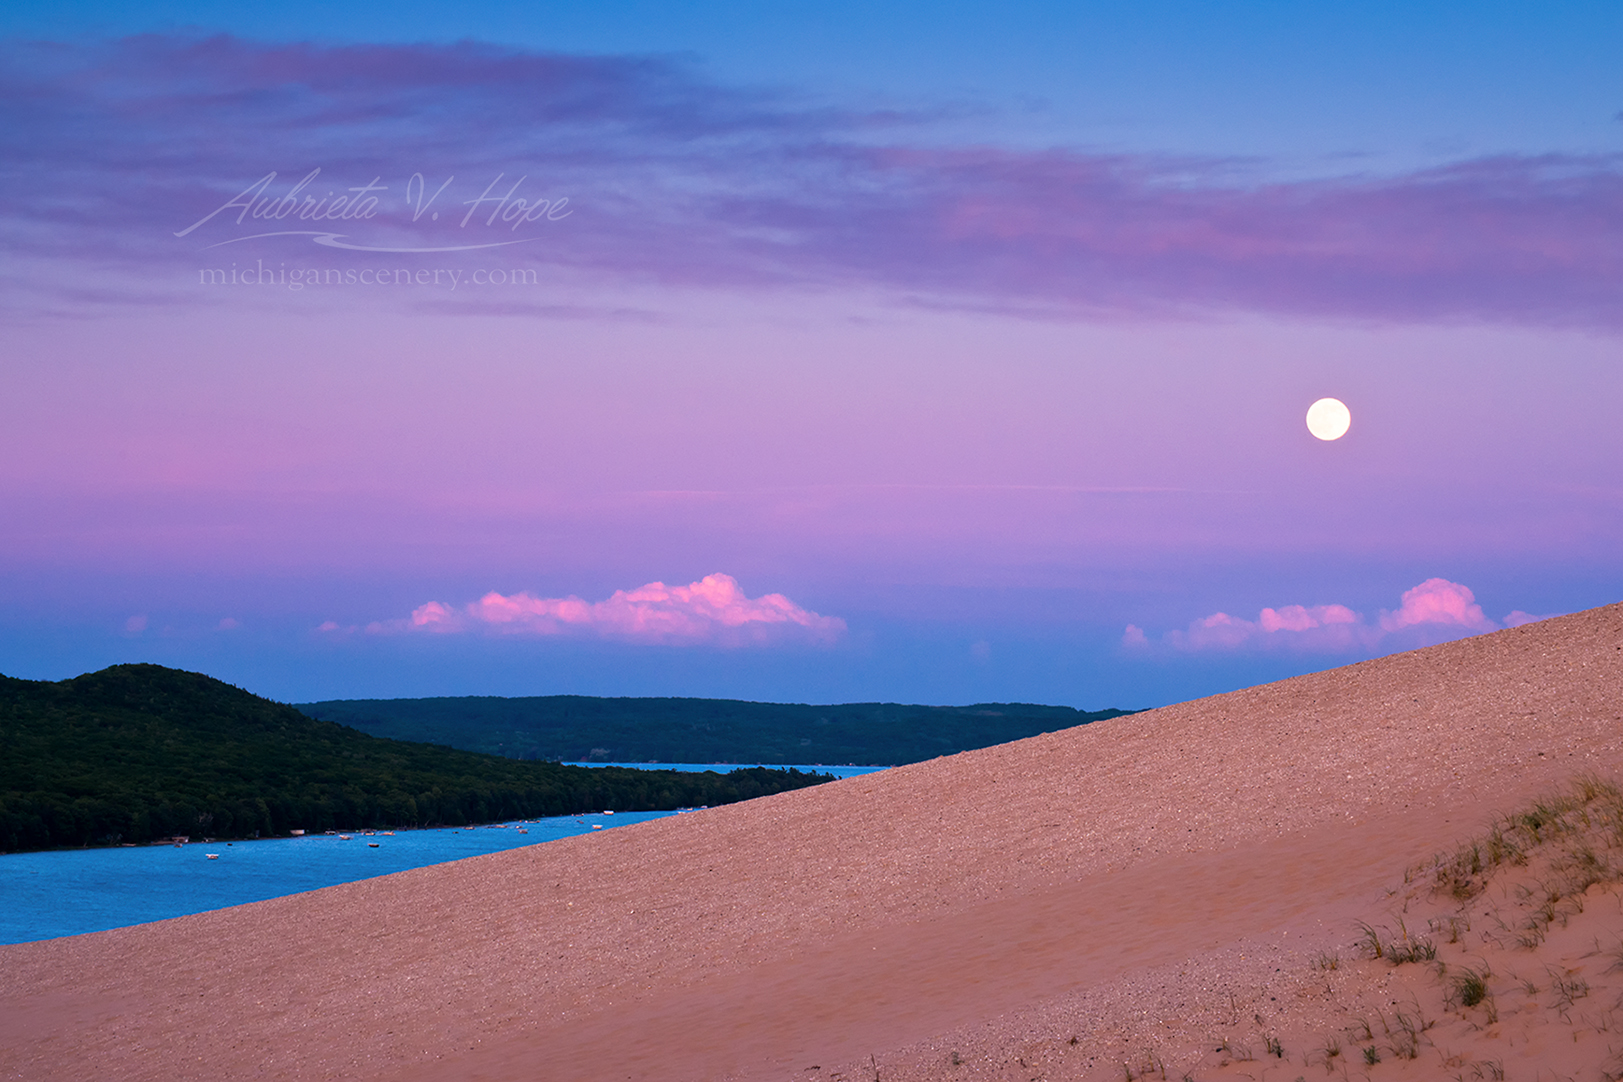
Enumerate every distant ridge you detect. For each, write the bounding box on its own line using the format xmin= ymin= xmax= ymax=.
xmin=296 ymin=695 xmax=1136 ymax=765
xmin=0 ymin=664 xmax=831 ymax=853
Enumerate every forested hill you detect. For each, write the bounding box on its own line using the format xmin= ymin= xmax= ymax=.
xmin=0 ymin=664 xmax=830 ymax=853
xmin=296 ymin=695 xmax=1135 ymax=765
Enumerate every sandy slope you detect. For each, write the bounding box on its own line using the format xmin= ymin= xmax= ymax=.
xmin=2 ymin=604 xmax=1619 ymax=1082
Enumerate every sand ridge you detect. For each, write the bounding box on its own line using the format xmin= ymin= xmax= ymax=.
xmin=2 ymin=603 xmax=1620 ymax=1081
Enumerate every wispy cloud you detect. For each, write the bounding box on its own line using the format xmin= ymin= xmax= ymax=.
xmin=1127 ymin=578 xmax=1551 ymax=654
xmin=5 ymin=35 xmax=1622 ymax=325
xmin=1503 ymin=610 xmax=1559 ymax=628
xmin=336 ymin=573 xmax=845 ymax=645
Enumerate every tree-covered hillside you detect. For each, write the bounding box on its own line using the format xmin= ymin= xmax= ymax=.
xmin=298 ymin=695 xmax=1134 ymax=765
xmin=0 ymin=664 xmax=830 ymax=853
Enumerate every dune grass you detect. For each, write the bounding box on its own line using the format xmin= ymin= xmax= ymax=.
xmin=1342 ymin=774 xmax=1623 ymax=1078
xmin=1161 ymin=775 xmax=1623 ymax=1079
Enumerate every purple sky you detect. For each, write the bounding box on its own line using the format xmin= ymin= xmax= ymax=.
xmin=2 ymin=12 xmax=1620 ymax=708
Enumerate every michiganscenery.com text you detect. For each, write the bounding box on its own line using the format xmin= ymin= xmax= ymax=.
xmin=197 ymin=260 xmax=540 ymax=291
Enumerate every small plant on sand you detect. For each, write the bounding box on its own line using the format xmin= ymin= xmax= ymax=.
xmin=1450 ymin=967 xmax=1488 ymax=1009
xmin=1436 ymin=842 xmax=1487 ymax=899
xmin=1362 ymin=1045 xmax=1380 ymax=1065
xmin=1483 ymin=825 xmax=1517 ymax=867
xmin=1263 ymin=1035 xmax=1283 ymax=1058
xmin=1513 ymin=914 xmax=1548 ymax=950
xmin=1564 ymin=841 xmax=1608 ymax=883
xmin=1389 ymin=1009 xmax=1425 ymax=1059
xmin=1388 ymin=936 xmax=1438 ymax=964
xmin=1549 ymin=967 xmax=1590 ymax=1015
xmin=1361 ymin=919 xmax=1435 ymax=964
xmin=1313 ymin=950 xmax=1340 ymax=971
xmin=1516 ymin=798 xmax=1567 ymax=842
xmin=1521 ymin=886 xmax=1563 ymax=932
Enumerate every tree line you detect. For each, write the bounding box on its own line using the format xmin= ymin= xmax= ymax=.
xmin=300 ymin=693 xmax=1134 ymax=765
xmin=0 ymin=664 xmax=830 ymax=853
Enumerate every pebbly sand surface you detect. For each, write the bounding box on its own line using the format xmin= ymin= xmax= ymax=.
xmin=2 ymin=603 xmax=1621 ymax=1081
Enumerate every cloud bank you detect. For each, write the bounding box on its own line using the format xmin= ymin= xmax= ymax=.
xmin=349 ymin=573 xmax=845 ymax=645
xmin=1126 ymin=578 xmax=1557 ymax=654
xmin=5 ymin=35 xmax=1622 ymax=325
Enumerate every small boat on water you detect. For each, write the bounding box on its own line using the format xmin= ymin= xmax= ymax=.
xmin=368 ymin=842 xmax=380 ymax=848
xmin=289 ymin=829 xmax=305 ymax=836
xmin=338 ymin=834 xmax=352 ymax=840
xmin=205 ymin=853 xmax=219 ymax=860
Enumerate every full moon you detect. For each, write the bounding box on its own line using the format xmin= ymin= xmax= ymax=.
xmin=1305 ymin=397 xmax=1351 ymax=441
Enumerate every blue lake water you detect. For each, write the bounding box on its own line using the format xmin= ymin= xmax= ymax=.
xmin=0 ymin=764 xmax=887 ymax=945
xmin=564 ymin=763 xmax=887 ymax=776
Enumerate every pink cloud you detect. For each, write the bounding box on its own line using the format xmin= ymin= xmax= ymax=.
xmin=384 ymin=573 xmax=845 ymax=645
xmin=1377 ymin=577 xmax=1496 ymax=633
xmin=1140 ymin=578 xmax=1546 ymax=655
xmin=1503 ymin=610 xmax=1560 ymax=628
xmin=408 ymin=601 xmax=460 ymax=631
xmin=1258 ymin=603 xmax=1360 ymax=633
xmin=1163 ymin=604 xmax=1381 ymax=653
xmin=1173 ymin=611 xmax=1269 ymax=651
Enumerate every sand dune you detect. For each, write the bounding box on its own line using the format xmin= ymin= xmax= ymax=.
xmin=3 ymin=603 xmax=1620 ymax=1081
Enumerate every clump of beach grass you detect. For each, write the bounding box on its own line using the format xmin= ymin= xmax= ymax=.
xmin=1358 ymin=918 xmax=1436 ymax=965
xmin=1422 ymin=776 xmax=1623 ymax=908
xmin=1448 ymin=966 xmax=1489 ymax=1009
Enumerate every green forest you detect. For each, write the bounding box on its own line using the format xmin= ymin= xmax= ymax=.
xmin=299 ymin=695 xmax=1133 ymax=765
xmin=0 ymin=664 xmax=831 ymax=853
